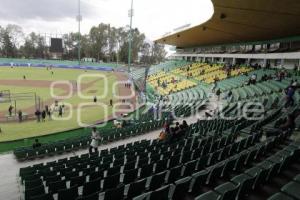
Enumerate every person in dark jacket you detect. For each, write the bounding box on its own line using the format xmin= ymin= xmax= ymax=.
xmin=41 ymin=110 xmax=46 ymax=122
xmin=32 ymin=139 xmax=42 ymax=149
xmin=18 ymin=110 xmax=23 ymax=123
xmin=35 ymin=110 xmax=41 ymax=122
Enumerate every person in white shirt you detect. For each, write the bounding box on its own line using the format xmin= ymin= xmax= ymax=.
xmin=89 ymin=127 xmax=101 ymax=154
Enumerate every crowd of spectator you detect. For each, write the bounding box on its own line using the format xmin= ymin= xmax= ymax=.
xmin=158 ymin=120 xmax=189 ymax=143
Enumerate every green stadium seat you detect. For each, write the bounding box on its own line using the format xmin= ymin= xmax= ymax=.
xmin=214 ymin=182 xmax=240 ymax=200
xmin=281 ymin=181 xmax=300 ymax=199
xmin=194 ymin=191 xmax=221 ymax=200
xmin=231 ymin=173 xmax=255 ymax=199
xmin=267 ymin=192 xmax=294 ymax=200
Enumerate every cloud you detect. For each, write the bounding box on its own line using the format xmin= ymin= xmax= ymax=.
xmin=0 ymin=0 xmax=214 ymax=41
xmin=0 ymin=0 xmax=97 ymax=21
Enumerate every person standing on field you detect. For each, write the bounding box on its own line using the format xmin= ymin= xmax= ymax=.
xmin=18 ymin=110 xmax=23 ymax=123
xmin=35 ymin=109 xmax=41 ymax=122
xmin=58 ymin=106 xmax=63 ymax=117
xmin=47 ymin=109 xmax=52 ymax=120
xmin=41 ymin=110 xmax=46 ymax=122
xmin=8 ymin=105 xmax=14 ymax=116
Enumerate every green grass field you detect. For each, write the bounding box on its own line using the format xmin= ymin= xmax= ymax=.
xmin=0 ymin=67 xmax=118 ymax=142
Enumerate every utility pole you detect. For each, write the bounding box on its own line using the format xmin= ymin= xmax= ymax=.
xmin=128 ymin=0 xmax=134 ymax=73
xmin=77 ymin=0 xmax=82 ymax=66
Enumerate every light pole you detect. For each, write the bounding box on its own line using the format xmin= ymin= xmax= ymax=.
xmin=77 ymin=0 xmax=82 ymax=66
xmin=128 ymin=0 xmax=134 ymax=73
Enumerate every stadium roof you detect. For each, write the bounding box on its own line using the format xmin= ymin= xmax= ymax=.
xmin=156 ymin=0 xmax=300 ymax=48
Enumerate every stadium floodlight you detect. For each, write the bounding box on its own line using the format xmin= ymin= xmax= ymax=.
xmin=77 ymin=0 xmax=82 ymax=66
xmin=128 ymin=0 xmax=134 ymax=73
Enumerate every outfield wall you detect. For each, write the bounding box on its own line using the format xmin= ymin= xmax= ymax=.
xmin=0 ymin=63 xmax=123 ymax=72
xmin=0 ymin=58 xmax=125 ymax=72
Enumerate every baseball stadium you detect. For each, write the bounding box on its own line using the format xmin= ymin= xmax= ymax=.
xmin=0 ymin=0 xmax=300 ymax=200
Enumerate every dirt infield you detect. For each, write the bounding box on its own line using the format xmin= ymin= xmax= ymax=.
xmin=0 ymin=71 xmax=138 ymax=122
xmin=114 ymin=71 xmax=137 ymax=115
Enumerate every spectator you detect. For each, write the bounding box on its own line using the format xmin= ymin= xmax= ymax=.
xmin=8 ymin=105 xmax=13 ymax=116
xmin=18 ymin=110 xmax=23 ymax=123
xmin=266 ymin=110 xmax=300 ymax=137
xmin=169 ymin=127 xmax=176 ymax=142
xmin=212 ymin=81 xmax=217 ymax=93
xmin=41 ymin=110 xmax=46 ymax=122
xmin=32 ymin=139 xmax=42 ymax=149
xmin=158 ymin=124 xmax=169 ymax=142
xmin=292 ymin=80 xmax=299 ymax=88
xmin=285 ymin=86 xmax=295 ymax=108
xmin=58 ymin=106 xmax=63 ymax=117
xmin=174 ymin=122 xmax=180 ymax=133
xmin=224 ymin=90 xmax=233 ymax=101
xmin=182 ymin=120 xmax=189 ymax=130
xmin=216 ymin=88 xmax=221 ymax=101
xmin=89 ymin=127 xmax=101 ymax=154
xmin=47 ymin=109 xmax=52 ymax=120
xmin=35 ymin=110 xmax=41 ymax=122
xmin=250 ymin=74 xmax=257 ymax=84
xmin=45 ymin=105 xmax=49 ymax=114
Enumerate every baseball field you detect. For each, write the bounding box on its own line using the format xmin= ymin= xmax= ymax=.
xmin=0 ymin=66 xmax=134 ymax=142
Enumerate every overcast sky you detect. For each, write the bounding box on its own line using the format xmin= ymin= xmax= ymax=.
xmin=0 ymin=0 xmax=213 ymax=42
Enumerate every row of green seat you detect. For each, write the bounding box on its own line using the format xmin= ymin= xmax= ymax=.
xmin=14 ymin=119 xmax=166 ymax=161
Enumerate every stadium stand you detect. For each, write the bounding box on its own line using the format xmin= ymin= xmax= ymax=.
xmin=5 ymin=1 xmax=300 ymax=200
xmin=18 ymin=112 xmax=300 ymax=200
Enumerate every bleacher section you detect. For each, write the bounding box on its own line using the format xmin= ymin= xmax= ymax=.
xmin=147 ymin=71 xmax=197 ymax=95
xmin=162 ymin=86 xmax=207 ymax=118
xmin=172 ymin=63 xmax=253 ymax=84
xmin=148 ymin=60 xmax=189 ymax=75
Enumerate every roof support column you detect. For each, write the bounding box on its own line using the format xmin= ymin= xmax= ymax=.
xmin=247 ymin=58 xmax=251 ymax=65
xmin=281 ymin=59 xmax=285 ymax=67
xmin=263 ymin=59 xmax=267 ymax=68
xmin=233 ymin=58 xmax=236 ymax=65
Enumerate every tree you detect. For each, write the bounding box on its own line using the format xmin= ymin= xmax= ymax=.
xmin=140 ymin=42 xmax=151 ymax=64
xmin=0 ymin=23 xmax=167 ymax=62
xmin=20 ymin=32 xmax=47 ymax=58
xmin=0 ymin=26 xmax=4 ymax=56
xmin=151 ymin=43 xmax=166 ymax=64
xmin=89 ymin=23 xmax=110 ymax=61
xmin=63 ymin=33 xmax=80 ymax=60
xmin=6 ymin=24 xmax=24 ymax=47
xmin=36 ymin=34 xmax=46 ymax=58
xmin=2 ymin=30 xmax=15 ymax=57
xmin=107 ymin=26 xmax=118 ymax=62
xmin=119 ymin=28 xmax=146 ymax=63
xmin=21 ymin=38 xmax=35 ymax=58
